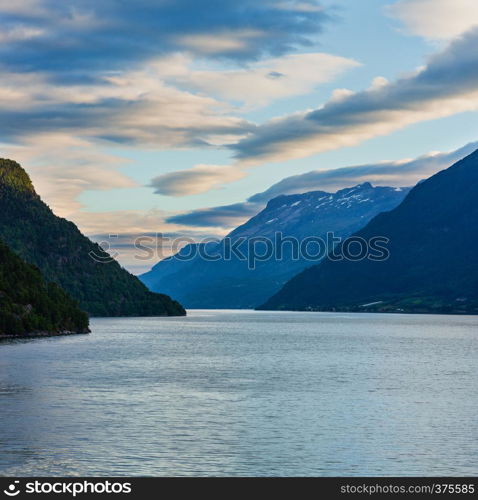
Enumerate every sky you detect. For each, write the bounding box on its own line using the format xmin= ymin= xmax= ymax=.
xmin=1 ymin=0 xmax=478 ymax=273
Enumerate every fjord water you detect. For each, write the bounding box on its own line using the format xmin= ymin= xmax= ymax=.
xmin=0 ymin=310 xmax=477 ymax=477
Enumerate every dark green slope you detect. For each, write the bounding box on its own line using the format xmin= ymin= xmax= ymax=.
xmin=0 ymin=159 xmax=185 ymax=317
xmin=0 ymin=239 xmax=89 ymax=337
xmin=259 ymin=148 xmax=478 ymax=314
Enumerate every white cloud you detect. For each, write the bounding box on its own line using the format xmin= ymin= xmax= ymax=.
xmin=0 ymin=0 xmax=44 ymax=15
xmin=0 ymin=25 xmax=45 ymax=43
xmin=150 ymin=164 xmax=246 ymax=196
xmin=175 ymin=29 xmax=265 ymax=55
xmin=389 ymin=0 xmax=478 ymax=40
xmin=0 ymin=64 xmax=253 ymax=148
xmin=166 ymin=52 xmax=359 ymax=107
xmin=233 ymin=28 xmax=478 ymax=164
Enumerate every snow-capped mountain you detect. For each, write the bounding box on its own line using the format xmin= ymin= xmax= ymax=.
xmin=229 ymin=182 xmax=408 ymax=241
xmin=140 ymin=183 xmax=410 ymax=309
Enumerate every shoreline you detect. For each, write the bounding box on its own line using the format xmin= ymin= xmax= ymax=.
xmin=0 ymin=329 xmax=90 ymax=340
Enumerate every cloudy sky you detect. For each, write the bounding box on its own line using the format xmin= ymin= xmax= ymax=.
xmin=1 ymin=0 xmax=478 ymax=272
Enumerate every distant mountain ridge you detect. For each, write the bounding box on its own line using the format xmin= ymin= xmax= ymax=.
xmin=259 ymin=148 xmax=478 ymax=314
xmin=229 ymin=182 xmax=408 ymax=240
xmin=140 ymin=182 xmax=410 ymax=308
xmin=0 ymin=159 xmax=186 ymax=317
xmin=0 ymin=239 xmax=89 ymax=337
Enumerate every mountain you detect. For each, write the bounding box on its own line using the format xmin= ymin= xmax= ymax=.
xmin=0 ymin=239 xmax=89 ymax=337
xmin=0 ymin=159 xmax=186 ymax=317
xmin=140 ymin=183 xmax=410 ymax=308
xmin=259 ymin=149 xmax=478 ymax=314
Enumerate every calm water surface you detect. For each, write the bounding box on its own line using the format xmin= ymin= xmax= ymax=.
xmin=0 ymin=310 xmax=477 ymax=476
